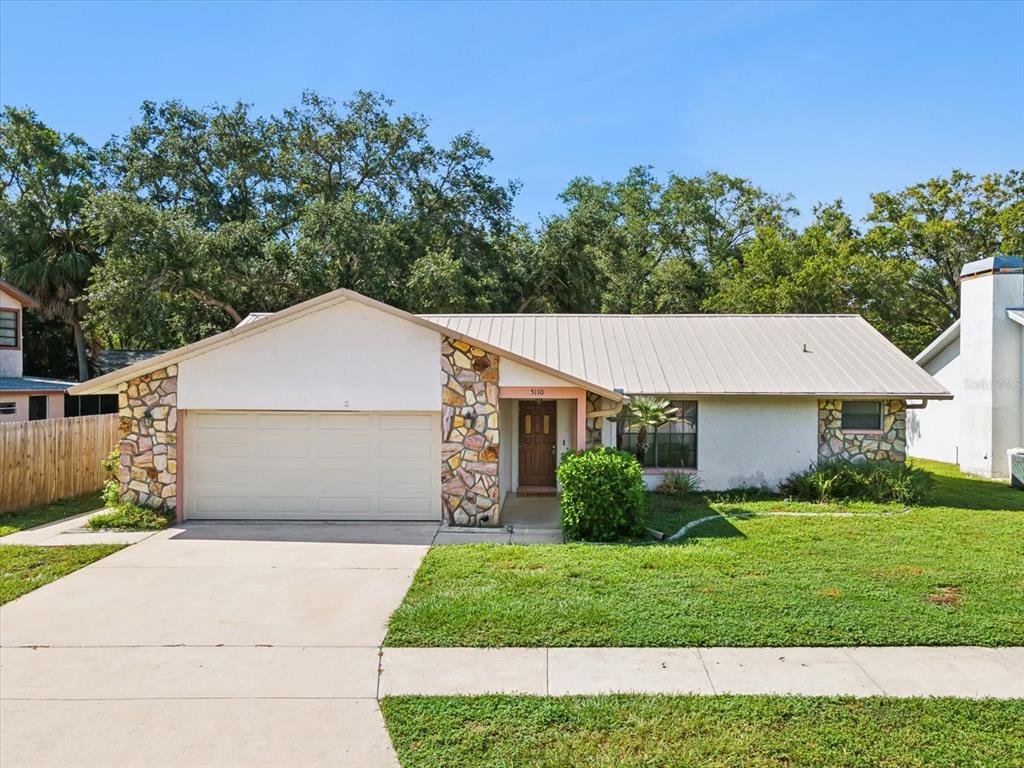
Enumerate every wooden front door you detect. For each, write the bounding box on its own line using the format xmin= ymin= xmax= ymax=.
xmin=519 ymin=400 xmax=557 ymax=487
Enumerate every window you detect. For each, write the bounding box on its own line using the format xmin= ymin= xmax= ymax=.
xmin=28 ymin=395 xmax=47 ymax=421
xmin=0 ymin=402 xmax=15 ymax=415
xmin=0 ymin=309 xmax=17 ymax=348
xmin=841 ymin=400 xmax=882 ymax=431
xmin=617 ymin=400 xmax=698 ymax=469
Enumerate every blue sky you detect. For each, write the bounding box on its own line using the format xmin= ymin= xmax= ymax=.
xmin=2 ymin=0 xmax=1021 ymax=226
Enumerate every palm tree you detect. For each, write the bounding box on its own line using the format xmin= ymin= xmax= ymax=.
xmin=625 ymin=396 xmax=678 ymax=464
xmin=1 ymin=108 xmax=101 ymax=381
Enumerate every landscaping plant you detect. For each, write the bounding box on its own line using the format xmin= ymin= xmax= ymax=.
xmin=780 ymin=459 xmax=932 ymax=504
xmin=101 ymin=448 xmax=120 ymax=508
xmin=622 ymin=396 xmax=678 ymax=463
xmin=87 ymin=503 xmax=175 ymax=531
xmin=658 ymin=470 xmax=703 ymax=496
xmin=557 ymin=448 xmax=646 ymax=541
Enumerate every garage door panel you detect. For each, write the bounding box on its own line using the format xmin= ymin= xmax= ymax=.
xmin=317 ymin=413 xmax=374 ymax=429
xmin=186 ymin=411 xmax=440 ymax=521
xmin=195 ymin=412 xmax=250 ymax=429
xmin=379 ymin=414 xmax=434 ymax=430
xmin=253 ymin=413 xmax=314 ymax=429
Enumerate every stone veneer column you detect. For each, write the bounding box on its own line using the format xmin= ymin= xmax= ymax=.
xmin=441 ymin=337 xmax=500 ymax=526
xmin=118 ymin=364 xmax=178 ymax=510
xmin=585 ymin=392 xmax=605 ymax=449
xmin=818 ymin=399 xmax=906 ymax=463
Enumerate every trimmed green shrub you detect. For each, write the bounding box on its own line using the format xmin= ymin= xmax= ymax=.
xmin=88 ymin=503 xmax=175 ymax=531
xmin=557 ymin=448 xmax=646 ymax=541
xmin=780 ymin=459 xmax=933 ymax=504
xmin=657 ymin=470 xmax=703 ymax=496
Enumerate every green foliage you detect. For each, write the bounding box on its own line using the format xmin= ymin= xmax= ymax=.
xmin=100 ymin=449 xmax=120 ymax=507
xmin=556 ymin=448 xmax=646 ymax=541
xmin=780 ymin=459 xmax=933 ymax=504
xmin=2 ymin=96 xmax=1020 ymax=360
xmin=0 ymin=544 xmax=125 ymax=605
xmin=382 ymin=695 xmax=1024 ymax=768
xmin=657 ymin=470 xmax=703 ymax=496
xmin=386 ymin=461 xmax=1022 ymax=649
xmin=87 ymin=503 xmax=174 ymax=531
xmin=0 ymin=107 xmax=102 ymax=379
xmin=0 ymin=493 xmax=104 ymax=537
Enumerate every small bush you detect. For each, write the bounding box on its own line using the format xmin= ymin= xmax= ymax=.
xmin=557 ymin=448 xmax=646 ymax=541
xmin=780 ymin=459 xmax=933 ymax=504
xmin=101 ymin=449 xmax=120 ymax=507
xmin=658 ymin=471 xmax=703 ymax=496
xmin=88 ymin=503 xmax=174 ymax=531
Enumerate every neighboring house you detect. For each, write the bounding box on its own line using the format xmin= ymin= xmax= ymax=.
xmin=909 ymin=255 xmax=1024 ymax=479
xmin=70 ymin=289 xmax=949 ymax=524
xmin=0 ymin=279 xmax=74 ymax=423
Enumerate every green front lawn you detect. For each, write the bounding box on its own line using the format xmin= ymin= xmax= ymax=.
xmin=382 ymin=695 xmax=1024 ymax=768
xmin=386 ymin=460 xmax=1024 ymax=647
xmin=0 ymin=493 xmax=104 ymax=537
xmin=0 ymin=544 xmax=125 ymax=605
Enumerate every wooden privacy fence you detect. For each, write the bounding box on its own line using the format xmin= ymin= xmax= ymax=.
xmin=0 ymin=414 xmax=120 ymax=513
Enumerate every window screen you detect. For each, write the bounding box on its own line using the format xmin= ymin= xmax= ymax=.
xmin=841 ymin=400 xmax=882 ymax=430
xmin=0 ymin=310 xmax=16 ymax=348
xmin=618 ymin=400 xmax=698 ymax=469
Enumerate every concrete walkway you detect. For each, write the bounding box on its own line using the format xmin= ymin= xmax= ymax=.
xmin=379 ymin=646 xmax=1024 ymax=699
xmin=1 ymin=521 xmax=435 ymax=768
xmin=0 ymin=509 xmax=159 ymax=546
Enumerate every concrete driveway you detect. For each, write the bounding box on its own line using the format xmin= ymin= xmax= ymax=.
xmin=0 ymin=522 xmax=435 ymax=768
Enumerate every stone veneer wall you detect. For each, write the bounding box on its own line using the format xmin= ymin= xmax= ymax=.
xmin=585 ymin=392 xmax=604 ymax=449
xmin=118 ymin=365 xmax=178 ymax=510
xmin=441 ymin=338 xmax=500 ymax=526
xmin=818 ymin=399 xmax=906 ymax=463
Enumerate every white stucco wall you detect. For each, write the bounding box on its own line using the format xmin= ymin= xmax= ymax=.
xmin=178 ymin=300 xmax=442 ymax=411
xmin=907 ymin=337 xmax=961 ymax=464
xmin=499 ymin=359 xmax=578 ymax=388
xmin=958 ymin=270 xmax=1023 ymax=478
xmin=620 ymin=396 xmax=819 ymax=492
xmin=0 ymin=290 xmax=24 ymax=378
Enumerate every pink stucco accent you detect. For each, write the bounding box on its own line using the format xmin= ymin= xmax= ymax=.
xmin=498 ymin=385 xmax=587 ymax=451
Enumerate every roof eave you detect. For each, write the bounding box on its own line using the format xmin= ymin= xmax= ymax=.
xmin=69 ymin=288 xmax=624 ymax=402
xmin=914 ymin=320 xmax=961 ymax=367
xmin=0 ymin=280 xmax=40 ymax=309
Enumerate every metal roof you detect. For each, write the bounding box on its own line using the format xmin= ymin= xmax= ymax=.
xmin=960 ymin=255 xmax=1023 ymax=278
xmin=0 ymin=376 xmax=75 ymax=393
xmin=422 ymin=314 xmax=951 ymax=399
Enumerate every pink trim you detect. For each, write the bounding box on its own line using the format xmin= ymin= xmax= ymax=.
xmin=499 ymin=386 xmax=588 ymax=451
xmin=176 ymin=409 xmax=185 ymax=523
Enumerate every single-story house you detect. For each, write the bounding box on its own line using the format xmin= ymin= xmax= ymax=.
xmin=70 ymin=289 xmax=950 ymax=525
xmin=0 ymin=279 xmax=75 ymax=423
xmin=908 ymin=255 xmax=1023 ymax=479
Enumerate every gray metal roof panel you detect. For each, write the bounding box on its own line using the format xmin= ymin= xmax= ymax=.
xmin=421 ymin=313 xmax=950 ymax=398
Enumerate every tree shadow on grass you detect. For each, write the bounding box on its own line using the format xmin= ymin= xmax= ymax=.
xmin=925 ymin=470 xmax=1024 ymax=512
xmin=644 ymin=493 xmax=745 ymax=542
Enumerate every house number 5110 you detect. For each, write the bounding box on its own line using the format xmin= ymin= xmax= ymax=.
xmin=530 ymin=388 xmax=545 ymax=396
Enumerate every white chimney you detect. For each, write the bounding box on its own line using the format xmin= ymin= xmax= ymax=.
xmin=958 ymin=255 xmax=1024 ymax=478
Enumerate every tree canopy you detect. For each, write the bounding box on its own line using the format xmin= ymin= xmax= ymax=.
xmin=0 ymin=94 xmax=1020 ymax=378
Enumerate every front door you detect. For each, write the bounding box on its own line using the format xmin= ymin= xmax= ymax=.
xmin=519 ymin=400 xmax=557 ymax=488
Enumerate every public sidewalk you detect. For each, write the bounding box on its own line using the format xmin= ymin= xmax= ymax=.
xmin=0 ymin=509 xmax=159 ymax=546
xmin=379 ymin=646 xmax=1024 ymax=699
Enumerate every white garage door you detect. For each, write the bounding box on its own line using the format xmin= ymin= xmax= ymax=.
xmin=184 ymin=411 xmax=440 ymax=521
